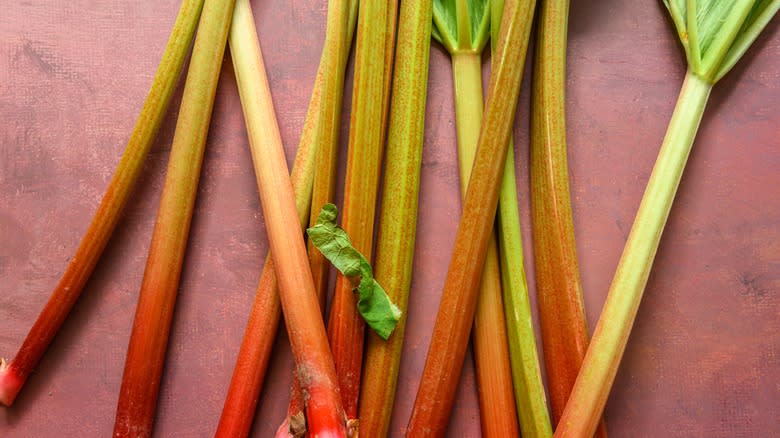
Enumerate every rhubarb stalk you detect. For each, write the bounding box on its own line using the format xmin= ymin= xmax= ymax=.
xmin=306 ymin=0 xmax=360 ymax=310
xmin=490 ymin=1 xmax=553 ymax=436
xmin=357 ymin=0 xmax=433 ymax=435
xmin=529 ymin=0 xmax=607 ymax=435
xmin=0 ymin=0 xmax=204 ymax=408
xmin=111 ymin=0 xmax=234 ymax=436
xmin=216 ymin=1 xmax=357 ymax=436
xmin=554 ymin=2 xmax=779 ymax=436
xmin=227 ymin=0 xmax=354 ymax=436
xmin=325 ymin=0 xmax=396 ymax=422
xmin=432 ymin=0 xmax=520 ymax=435
xmin=452 ymin=52 xmax=520 ymax=438
xmin=406 ymin=0 xmax=536 ymax=434
xmin=280 ymin=0 xmax=359 ymax=435
xmin=380 ymin=0 xmax=400 ymax=144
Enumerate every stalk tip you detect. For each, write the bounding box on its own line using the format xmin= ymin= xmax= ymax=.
xmin=0 ymin=358 xmax=23 ymax=406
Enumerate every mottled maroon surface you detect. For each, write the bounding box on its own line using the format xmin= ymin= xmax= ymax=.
xmin=1 ymin=1 xmax=778 ymax=437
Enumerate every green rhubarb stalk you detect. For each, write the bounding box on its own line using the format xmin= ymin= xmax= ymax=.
xmin=433 ymin=0 xmax=520 ymax=435
xmin=0 ymin=0 xmax=204 ymax=407
xmin=380 ymin=0 xmax=400 ymax=145
xmin=529 ymin=0 xmax=607 ymax=435
xmin=554 ymin=2 xmax=779 ymax=436
xmin=306 ymin=0 xmax=359 ymax=312
xmin=491 ymin=1 xmax=553 ymax=436
xmin=325 ymin=0 xmax=395 ymax=422
xmin=407 ymin=0 xmax=536 ymax=434
xmin=357 ymin=0 xmax=433 ymax=434
xmin=112 ymin=0 xmax=235 ymax=436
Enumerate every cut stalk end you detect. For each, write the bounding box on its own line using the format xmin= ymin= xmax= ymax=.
xmin=0 ymin=358 xmax=23 ymax=406
xmin=274 ymin=413 xmax=305 ymax=438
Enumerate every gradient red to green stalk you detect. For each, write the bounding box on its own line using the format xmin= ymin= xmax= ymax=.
xmin=356 ymin=0 xmax=433 ymax=435
xmin=325 ymin=0 xmax=397 ymax=421
xmin=0 ymin=0 xmax=204 ymax=408
xmin=215 ymin=1 xmax=357 ymax=436
xmin=112 ymin=0 xmax=235 ymax=436
xmin=277 ymin=1 xmax=358 ymax=436
xmin=406 ymin=0 xmax=536 ymax=434
xmin=227 ymin=0 xmax=352 ymax=436
xmin=529 ymin=0 xmax=607 ymax=435
xmin=436 ymin=0 xmax=520 ymax=432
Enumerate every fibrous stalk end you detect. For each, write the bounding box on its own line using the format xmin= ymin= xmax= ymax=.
xmin=346 ymin=418 xmax=358 ymax=437
xmin=0 ymin=357 xmax=23 ymax=406
xmin=274 ymin=413 xmax=306 ymax=438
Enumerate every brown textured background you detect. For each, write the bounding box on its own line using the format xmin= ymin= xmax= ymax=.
xmin=1 ymin=1 xmax=778 ymax=437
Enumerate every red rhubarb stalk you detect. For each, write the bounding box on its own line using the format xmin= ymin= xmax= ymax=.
xmin=406 ymin=0 xmax=536 ymax=434
xmin=228 ymin=0 xmax=350 ymax=435
xmin=529 ymin=0 xmax=607 ymax=435
xmin=213 ymin=0 xmax=345 ymax=434
xmin=276 ymin=0 xmax=358 ymax=436
xmin=326 ymin=0 xmax=396 ymax=422
xmin=0 ymin=0 xmax=204 ymax=408
xmin=218 ymin=0 xmax=358 ymax=435
xmin=112 ymin=0 xmax=235 ymax=436
xmin=452 ymin=51 xmax=520 ymax=438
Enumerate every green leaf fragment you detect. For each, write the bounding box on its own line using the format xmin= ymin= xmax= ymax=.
xmin=356 ymin=277 xmax=402 ymax=340
xmin=307 ymin=203 xmax=402 ymax=340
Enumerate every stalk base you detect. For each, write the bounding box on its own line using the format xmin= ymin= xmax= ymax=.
xmin=0 ymin=358 xmax=23 ymax=406
xmin=274 ymin=412 xmax=305 ymax=438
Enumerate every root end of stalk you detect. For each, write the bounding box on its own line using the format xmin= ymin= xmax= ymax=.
xmin=290 ymin=411 xmax=306 ymax=437
xmin=274 ymin=413 xmax=306 ymax=438
xmin=0 ymin=358 xmax=23 ymax=406
xmin=346 ymin=418 xmax=359 ymax=437
xmin=274 ymin=417 xmax=293 ymax=438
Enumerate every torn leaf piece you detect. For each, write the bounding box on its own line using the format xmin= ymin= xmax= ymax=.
xmin=307 ymin=203 xmax=402 ymax=339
